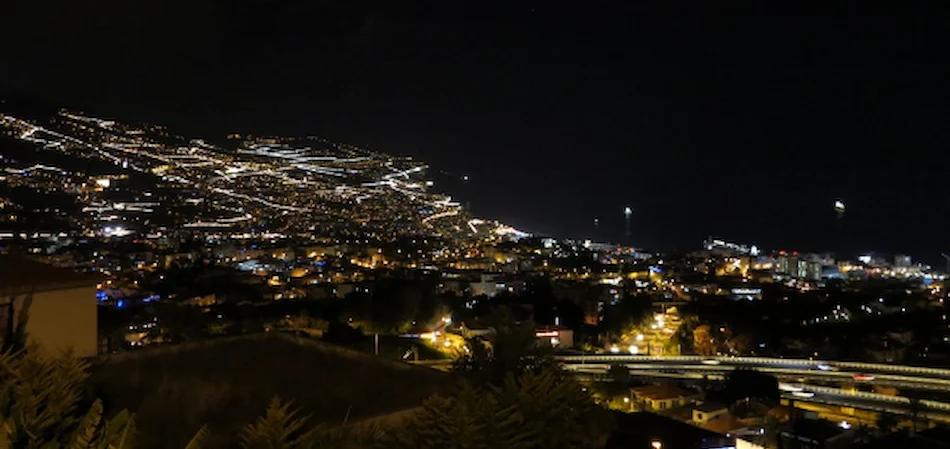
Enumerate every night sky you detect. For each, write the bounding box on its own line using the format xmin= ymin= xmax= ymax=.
xmin=2 ymin=2 xmax=949 ymax=262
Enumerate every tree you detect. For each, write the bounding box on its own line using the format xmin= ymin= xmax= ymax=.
xmin=852 ymin=423 xmax=873 ymax=445
xmin=393 ymin=382 xmax=531 ymax=449
xmin=2 ymin=292 xmax=31 ymax=353
xmin=693 ymin=325 xmax=718 ymax=356
xmin=876 ymin=412 xmax=899 ymax=434
xmin=604 ymin=365 xmax=632 ymax=398
xmin=762 ymin=415 xmax=781 ymax=449
xmin=2 ymin=330 xmax=605 ymax=449
xmin=725 ymin=334 xmax=752 ymax=355
xmin=453 ymin=314 xmax=553 ymax=387
xmin=599 ymin=295 xmax=651 ymax=338
xmin=396 ymin=366 xmax=610 ymax=449
xmin=723 ymin=368 xmax=779 ymax=404
xmin=239 ymin=398 xmax=320 ymax=449
xmin=323 ymin=319 xmax=368 ymax=346
xmin=344 ymin=280 xmax=425 ymax=334
xmin=278 ymin=312 xmax=329 ymax=332
xmin=0 ymin=346 xmax=208 ymax=449
xmin=673 ymin=315 xmax=698 ymax=354
xmin=206 ymin=321 xmax=230 ymax=336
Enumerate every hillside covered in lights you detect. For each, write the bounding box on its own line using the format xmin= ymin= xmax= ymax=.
xmin=0 ymin=107 xmax=528 ymax=244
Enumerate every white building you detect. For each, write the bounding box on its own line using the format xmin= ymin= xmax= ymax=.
xmin=535 ymin=327 xmax=574 ymax=348
xmin=0 ymin=257 xmax=99 ymax=357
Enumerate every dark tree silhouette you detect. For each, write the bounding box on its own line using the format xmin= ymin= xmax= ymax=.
xmin=453 ymin=310 xmax=555 ymax=387
xmin=723 ymin=368 xmax=779 ymax=404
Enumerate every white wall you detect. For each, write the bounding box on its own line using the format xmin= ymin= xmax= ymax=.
xmin=13 ymin=286 xmax=98 ymax=357
xmin=736 ymin=438 xmax=764 ymax=449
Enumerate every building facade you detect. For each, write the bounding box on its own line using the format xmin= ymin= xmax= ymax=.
xmin=0 ymin=257 xmax=99 ymax=357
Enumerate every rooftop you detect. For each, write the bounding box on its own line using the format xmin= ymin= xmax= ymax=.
xmin=781 ymin=418 xmax=851 ymax=443
xmin=695 ymin=401 xmax=729 ymax=413
xmin=607 ymin=412 xmax=732 ymax=449
xmin=0 ymin=256 xmax=100 ymax=296
xmin=860 ymin=428 xmax=950 ymax=449
xmin=631 ymin=384 xmax=698 ymax=401
xmin=700 ymin=414 xmax=743 ymax=435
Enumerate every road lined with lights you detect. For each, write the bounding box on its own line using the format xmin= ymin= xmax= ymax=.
xmin=554 ymin=355 xmax=950 ymax=379
xmin=563 ymin=362 xmax=950 ymax=391
xmin=411 ymin=355 xmax=950 ymax=419
xmin=553 ymin=355 xmax=950 ymax=420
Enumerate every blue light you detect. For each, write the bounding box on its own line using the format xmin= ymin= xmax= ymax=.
xmin=96 ymin=290 xmax=107 ymax=302
xmin=116 ymin=300 xmax=125 ymax=309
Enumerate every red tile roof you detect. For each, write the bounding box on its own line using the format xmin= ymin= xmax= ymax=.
xmin=0 ymin=256 xmax=100 ymax=296
xmin=631 ymin=384 xmax=697 ymax=401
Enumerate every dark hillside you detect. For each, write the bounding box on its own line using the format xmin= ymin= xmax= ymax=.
xmin=89 ymin=333 xmax=450 ymax=449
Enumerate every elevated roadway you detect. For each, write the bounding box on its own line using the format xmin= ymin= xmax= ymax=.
xmin=554 ymin=354 xmax=950 ymax=380
xmin=411 ymin=354 xmax=950 ymax=419
xmin=559 ymin=356 xmax=950 ymax=422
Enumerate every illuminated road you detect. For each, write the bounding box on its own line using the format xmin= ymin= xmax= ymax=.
xmin=557 ymin=356 xmax=950 ymax=421
xmin=554 ymin=354 xmax=950 ymax=381
xmin=562 ymin=361 xmax=950 ymax=391
xmin=2 ymin=111 xmax=483 ymax=236
xmin=411 ymin=355 xmax=950 ymax=420
xmin=404 ymin=350 xmax=950 ymax=420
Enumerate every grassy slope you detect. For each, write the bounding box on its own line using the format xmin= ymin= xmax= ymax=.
xmin=89 ymin=334 xmax=450 ymax=449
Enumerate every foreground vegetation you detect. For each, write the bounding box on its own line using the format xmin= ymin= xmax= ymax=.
xmin=1 ymin=320 xmax=611 ymax=449
xmin=88 ymin=334 xmax=449 ymax=449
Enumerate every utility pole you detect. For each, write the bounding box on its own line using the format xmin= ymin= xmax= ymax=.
xmin=374 ymin=332 xmax=379 ymax=356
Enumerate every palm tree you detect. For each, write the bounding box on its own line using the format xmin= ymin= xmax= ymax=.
xmin=2 ymin=292 xmax=31 ymax=353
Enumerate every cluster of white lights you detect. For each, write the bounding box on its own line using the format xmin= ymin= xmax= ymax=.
xmin=102 ymin=226 xmax=132 ymax=237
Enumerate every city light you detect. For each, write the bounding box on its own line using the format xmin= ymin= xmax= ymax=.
xmin=102 ymin=226 xmax=132 ymax=237
xmin=4 ymin=104 xmax=949 ymax=437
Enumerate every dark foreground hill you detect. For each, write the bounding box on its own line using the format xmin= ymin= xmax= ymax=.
xmin=89 ymin=333 xmax=450 ymax=449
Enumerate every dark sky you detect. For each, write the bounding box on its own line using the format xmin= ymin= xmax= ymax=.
xmin=2 ymin=2 xmax=949 ymax=262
